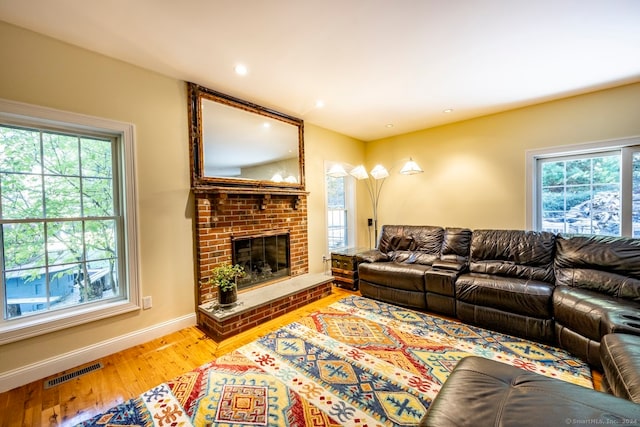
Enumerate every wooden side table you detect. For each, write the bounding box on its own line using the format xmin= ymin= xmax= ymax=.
xmin=330 ymin=247 xmax=367 ymax=291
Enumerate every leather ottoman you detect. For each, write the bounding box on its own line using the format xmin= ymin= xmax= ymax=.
xmin=420 ymin=356 xmax=640 ymax=427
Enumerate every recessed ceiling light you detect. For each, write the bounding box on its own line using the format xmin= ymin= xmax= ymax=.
xmin=385 ymin=124 xmax=394 ymax=128
xmin=263 ymin=122 xmax=271 ymax=128
xmin=443 ymin=109 xmax=453 ymax=113
xmin=315 ymin=100 xmax=325 ymax=108
xmin=234 ymin=64 xmax=248 ymax=76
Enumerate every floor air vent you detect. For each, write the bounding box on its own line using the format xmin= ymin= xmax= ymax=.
xmin=44 ymin=362 xmax=103 ymax=389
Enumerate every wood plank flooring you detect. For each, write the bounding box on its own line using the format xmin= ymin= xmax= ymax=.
xmin=0 ymin=287 xmax=354 ymax=427
xmin=0 ymin=286 xmax=601 ymax=426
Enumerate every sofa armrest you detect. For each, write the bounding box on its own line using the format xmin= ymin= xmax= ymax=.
xmin=432 ymin=259 xmax=467 ymax=272
xmin=356 ymin=249 xmax=389 ymax=263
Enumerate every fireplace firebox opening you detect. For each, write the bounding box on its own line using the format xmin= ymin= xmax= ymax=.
xmin=232 ymin=232 xmax=290 ymax=290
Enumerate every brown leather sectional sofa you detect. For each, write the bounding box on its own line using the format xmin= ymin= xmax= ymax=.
xmin=357 ymin=224 xmax=640 ymax=419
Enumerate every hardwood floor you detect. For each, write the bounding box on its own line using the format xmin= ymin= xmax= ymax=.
xmin=0 ymin=286 xmax=601 ymax=426
xmin=0 ymin=287 xmax=354 ymax=426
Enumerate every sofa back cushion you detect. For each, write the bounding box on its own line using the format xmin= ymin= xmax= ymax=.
xmin=555 ymin=235 xmax=640 ymax=302
xmin=378 ymin=225 xmax=444 ymax=265
xmin=441 ymin=227 xmax=472 ymax=264
xmin=469 ymin=229 xmax=556 ymax=282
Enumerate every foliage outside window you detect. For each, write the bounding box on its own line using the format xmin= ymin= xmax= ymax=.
xmin=0 ymin=99 xmax=139 ymax=344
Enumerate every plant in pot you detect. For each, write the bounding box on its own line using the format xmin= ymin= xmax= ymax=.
xmin=210 ymin=263 xmax=245 ymax=307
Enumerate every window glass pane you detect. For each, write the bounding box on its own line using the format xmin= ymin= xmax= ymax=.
xmin=565 ymin=159 xmax=590 ymax=185
xmin=565 ymin=185 xmax=590 ymax=211
xmin=0 ymin=127 xmax=41 ymax=174
xmin=42 ymin=133 xmax=79 ymax=176
xmin=44 ymin=176 xmax=81 ymax=218
xmin=86 ymin=260 xmax=118 ymax=298
xmin=593 ymin=155 xmax=620 ymax=184
xmin=541 ymin=186 xmax=563 ymax=212
xmin=47 ymin=220 xmax=84 ymax=267
xmin=83 ymin=178 xmax=114 ymax=217
xmin=4 ymin=266 xmax=49 ymax=318
xmin=2 ymin=223 xmax=45 ymax=270
xmin=85 ymin=219 xmax=116 ymax=261
xmin=1 ymin=173 xmax=43 ymax=219
xmin=49 ymin=263 xmax=81 ymax=308
xmin=327 ymin=175 xmax=345 ymax=208
xmin=81 ymin=137 xmax=113 ymax=178
xmin=540 ymin=161 xmax=564 ymax=186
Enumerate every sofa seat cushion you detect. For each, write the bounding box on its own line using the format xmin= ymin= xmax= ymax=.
xmin=601 ymin=333 xmax=640 ymax=403
xmin=421 ymin=356 xmax=640 ymax=427
xmin=553 ymin=286 xmax=640 ymax=342
xmin=359 ymin=262 xmax=430 ymax=292
xmin=455 ymin=273 xmax=554 ymax=318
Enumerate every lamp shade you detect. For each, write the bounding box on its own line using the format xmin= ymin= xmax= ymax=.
xmin=400 ymin=158 xmax=423 ymax=175
xmin=370 ymin=164 xmax=390 ymax=180
xmin=349 ymin=165 xmax=369 ymax=180
xmin=326 ymin=164 xmax=348 ymax=177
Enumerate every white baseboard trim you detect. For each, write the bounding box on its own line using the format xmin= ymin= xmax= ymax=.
xmin=0 ymin=313 xmax=197 ymax=393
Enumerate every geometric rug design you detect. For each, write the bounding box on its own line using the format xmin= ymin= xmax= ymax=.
xmin=74 ymin=296 xmax=593 ymax=426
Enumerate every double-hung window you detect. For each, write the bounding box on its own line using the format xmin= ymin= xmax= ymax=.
xmin=326 ymin=167 xmax=356 ymax=252
xmin=0 ymin=99 xmax=139 ymax=344
xmin=528 ymin=137 xmax=640 ymax=237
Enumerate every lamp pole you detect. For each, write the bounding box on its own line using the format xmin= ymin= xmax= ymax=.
xmin=364 ymin=175 xmax=386 ymax=245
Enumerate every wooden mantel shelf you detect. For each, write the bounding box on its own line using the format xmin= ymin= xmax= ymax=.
xmin=192 ymin=185 xmax=308 ymax=197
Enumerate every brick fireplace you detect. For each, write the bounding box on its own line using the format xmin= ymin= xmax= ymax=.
xmin=193 ymin=189 xmax=332 ymax=340
xmin=195 ymin=190 xmax=308 ymax=304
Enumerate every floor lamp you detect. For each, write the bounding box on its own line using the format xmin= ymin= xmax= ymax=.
xmin=327 ymin=158 xmax=423 ymax=247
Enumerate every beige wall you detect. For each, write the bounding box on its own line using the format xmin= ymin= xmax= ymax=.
xmin=360 ymin=82 xmax=640 ymax=245
xmin=0 ymin=22 xmax=362 ymax=380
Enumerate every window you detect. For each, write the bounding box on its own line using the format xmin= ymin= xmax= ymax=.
xmin=326 ymin=170 xmax=355 ymax=252
xmin=0 ymin=99 xmax=139 ymax=344
xmin=327 ymin=175 xmax=348 ymax=250
xmin=527 ymin=137 xmax=640 ymax=237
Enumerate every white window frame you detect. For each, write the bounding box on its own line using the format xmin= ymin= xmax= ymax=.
xmin=0 ymin=98 xmax=140 ymax=344
xmin=526 ymin=135 xmax=640 ymax=236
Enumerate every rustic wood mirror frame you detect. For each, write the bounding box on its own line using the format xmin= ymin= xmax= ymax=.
xmin=188 ymin=82 xmax=305 ymax=191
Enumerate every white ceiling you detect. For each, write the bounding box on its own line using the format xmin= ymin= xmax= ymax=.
xmin=1 ymin=0 xmax=639 ymax=141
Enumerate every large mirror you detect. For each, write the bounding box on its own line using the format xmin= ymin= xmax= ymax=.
xmin=188 ymin=83 xmax=305 ymax=190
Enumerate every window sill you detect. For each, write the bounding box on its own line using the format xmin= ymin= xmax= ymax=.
xmin=0 ymin=299 xmax=140 ymax=345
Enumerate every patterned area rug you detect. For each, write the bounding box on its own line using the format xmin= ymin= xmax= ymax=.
xmin=75 ymin=296 xmax=592 ymax=426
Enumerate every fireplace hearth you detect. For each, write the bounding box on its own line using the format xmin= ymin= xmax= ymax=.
xmin=233 ymin=232 xmax=290 ymax=290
